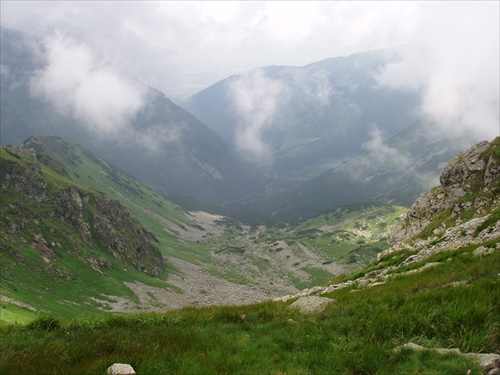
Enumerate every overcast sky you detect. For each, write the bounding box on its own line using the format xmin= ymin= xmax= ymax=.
xmin=1 ymin=1 xmax=498 ymax=99
xmin=1 ymin=1 xmax=499 ymax=146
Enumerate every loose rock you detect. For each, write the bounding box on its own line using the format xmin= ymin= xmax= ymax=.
xmin=107 ymin=363 xmax=136 ymax=375
xmin=288 ymin=296 xmax=335 ymax=314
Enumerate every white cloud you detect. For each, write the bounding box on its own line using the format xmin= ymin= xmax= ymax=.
xmin=288 ymin=67 xmax=333 ymax=107
xmin=376 ymin=2 xmax=499 ymax=140
xmin=228 ymin=69 xmax=285 ymax=163
xmin=133 ymin=122 xmax=184 ymax=154
xmin=2 ymin=1 xmax=498 ymax=140
xmin=1 ymin=1 xmax=421 ymax=99
xmin=30 ymin=33 xmax=144 ymax=136
xmin=361 ymin=125 xmax=411 ymax=171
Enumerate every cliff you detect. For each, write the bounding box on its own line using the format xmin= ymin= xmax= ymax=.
xmin=0 ymin=146 xmax=165 ymax=277
xmin=384 ymin=136 xmax=499 ymax=257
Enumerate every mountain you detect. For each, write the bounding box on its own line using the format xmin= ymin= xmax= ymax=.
xmin=182 ymin=46 xmax=485 ymax=220
xmin=183 ymin=47 xmax=421 ymax=183
xmin=1 ymin=136 xmax=409 ymax=318
xmin=1 ymin=138 xmax=498 ymax=375
xmin=0 ymin=144 xmax=167 ymax=316
xmin=0 ymin=26 xmax=264 ymax=210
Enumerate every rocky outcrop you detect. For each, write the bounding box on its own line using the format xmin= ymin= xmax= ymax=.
xmin=276 ymin=138 xmax=500 ymax=300
xmin=393 ymin=343 xmax=500 ymax=375
xmin=0 ymin=145 xmax=164 ymax=276
xmin=288 ymin=296 xmax=336 ymax=314
xmin=386 ymin=137 xmax=499 ymax=251
xmin=91 ymin=194 xmax=163 ymax=275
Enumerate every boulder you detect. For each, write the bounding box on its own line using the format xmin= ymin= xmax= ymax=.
xmin=288 ymin=296 xmax=335 ymax=314
xmin=107 ymin=363 xmax=136 ymax=375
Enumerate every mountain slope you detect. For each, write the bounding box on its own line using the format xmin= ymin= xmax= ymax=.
xmin=259 ymin=122 xmax=473 ymax=221
xmin=1 ymin=138 xmax=498 ymax=375
xmin=276 ymin=136 xmax=500 ymax=300
xmin=0 ymin=145 xmax=166 ymax=317
xmin=0 ymin=26 xmax=264 ymax=209
xmin=184 ymin=47 xmax=421 ymax=181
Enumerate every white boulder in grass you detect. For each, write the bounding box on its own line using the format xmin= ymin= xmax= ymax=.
xmin=107 ymin=363 xmax=136 ymax=375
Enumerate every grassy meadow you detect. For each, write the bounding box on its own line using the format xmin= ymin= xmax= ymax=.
xmin=1 ymin=241 xmax=498 ymax=374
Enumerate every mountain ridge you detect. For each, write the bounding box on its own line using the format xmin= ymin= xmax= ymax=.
xmin=1 ymin=145 xmax=165 ymax=277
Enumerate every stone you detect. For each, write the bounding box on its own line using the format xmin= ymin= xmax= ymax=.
xmin=107 ymin=363 xmax=136 ymax=375
xmin=288 ymin=296 xmax=335 ymax=314
xmin=393 ymin=343 xmax=500 ymax=374
xmin=473 ymin=246 xmax=496 ymax=256
xmin=387 ymin=138 xmax=499 ymax=250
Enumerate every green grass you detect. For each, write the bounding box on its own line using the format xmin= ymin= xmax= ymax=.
xmin=0 ymin=304 xmax=37 ymax=324
xmin=291 ymin=204 xmax=407 ymax=264
xmin=1 ymin=241 xmax=497 ymax=374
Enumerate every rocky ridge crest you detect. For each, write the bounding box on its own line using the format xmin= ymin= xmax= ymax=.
xmin=1 ymin=146 xmax=164 ymax=277
xmin=275 ymin=137 xmax=499 ymax=297
xmin=385 ymin=137 xmax=499 ymax=254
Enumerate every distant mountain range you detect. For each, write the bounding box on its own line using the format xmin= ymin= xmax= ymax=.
xmin=0 ymin=26 xmax=484 ymax=221
xmin=183 ymin=46 xmax=474 ymax=220
xmin=0 ymin=27 xmax=264 ymax=212
xmin=184 ymin=47 xmax=419 ymax=181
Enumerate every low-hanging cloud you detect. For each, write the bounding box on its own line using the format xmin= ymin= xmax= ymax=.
xmin=353 ymin=124 xmax=438 ymax=188
xmin=30 ymin=33 xmax=145 ymax=136
xmin=360 ymin=125 xmax=412 ymax=173
xmin=375 ymin=2 xmax=499 ymax=141
xmin=132 ymin=122 xmax=184 ymax=154
xmin=287 ymin=67 xmax=333 ymax=107
xmin=228 ymin=69 xmax=285 ymax=163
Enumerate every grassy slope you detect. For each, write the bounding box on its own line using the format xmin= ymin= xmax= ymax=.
xmin=21 ymin=137 xmax=208 ymax=257
xmin=2 ymin=140 xmax=407 ymax=322
xmin=0 ymin=240 xmax=497 ymax=374
xmin=15 ymin=138 xmax=406 ymax=290
xmin=1 ymin=139 xmax=499 ymax=373
xmin=291 ymin=203 xmax=407 ymax=266
xmin=0 ymin=147 xmax=172 ymax=321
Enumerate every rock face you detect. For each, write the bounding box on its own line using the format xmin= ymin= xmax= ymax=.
xmin=0 ymin=146 xmax=164 ymax=276
xmin=274 ymin=137 xmax=500 ymax=300
xmin=387 ymin=137 xmax=499 ymax=249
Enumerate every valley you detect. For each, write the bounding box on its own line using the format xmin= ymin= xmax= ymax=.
xmin=0 ymin=137 xmax=407 ymax=319
xmin=0 ymin=19 xmax=498 ymax=374
xmin=0 ymin=137 xmax=498 ymax=375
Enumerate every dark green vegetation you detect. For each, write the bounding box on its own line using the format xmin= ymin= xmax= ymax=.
xmin=1 ymin=241 xmax=497 ymax=374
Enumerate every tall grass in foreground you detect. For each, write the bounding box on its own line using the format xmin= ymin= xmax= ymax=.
xmin=0 ymin=248 xmax=498 ymax=374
